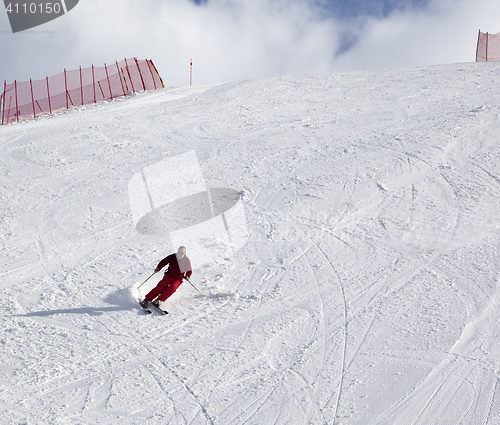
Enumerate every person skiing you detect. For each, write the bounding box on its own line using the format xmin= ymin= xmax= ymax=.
xmin=140 ymin=246 xmax=192 ymax=309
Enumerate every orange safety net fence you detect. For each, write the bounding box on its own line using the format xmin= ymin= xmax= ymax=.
xmin=476 ymin=30 xmax=500 ymax=62
xmin=1 ymin=58 xmax=164 ymax=125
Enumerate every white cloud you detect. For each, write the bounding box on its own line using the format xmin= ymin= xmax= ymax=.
xmin=66 ymin=0 xmax=342 ymax=85
xmin=0 ymin=0 xmax=499 ymax=87
xmin=0 ymin=0 xmax=341 ymax=85
xmin=334 ymin=0 xmax=500 ymax=71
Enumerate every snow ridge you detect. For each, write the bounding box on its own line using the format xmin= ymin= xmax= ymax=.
xmin=1 ymin=62 xmax=500 ymax=424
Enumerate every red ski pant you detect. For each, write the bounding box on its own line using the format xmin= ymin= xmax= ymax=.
xmin=146 ymin=274 xmax=183 ymax=302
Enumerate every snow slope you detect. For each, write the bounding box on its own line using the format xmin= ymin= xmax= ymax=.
xmin=2 ymin=62 xmax=500 ymax=424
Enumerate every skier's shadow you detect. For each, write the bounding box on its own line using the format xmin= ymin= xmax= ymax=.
xmin=22 ymin=287 xmax=136 ymax=317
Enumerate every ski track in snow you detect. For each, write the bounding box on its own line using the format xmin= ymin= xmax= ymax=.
xmin=1 ymin=63 xmax=500 ymax=424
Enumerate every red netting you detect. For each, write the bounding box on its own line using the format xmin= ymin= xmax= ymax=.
xmin=476 ymin=31 xmax=500 ymax=62
xmin=1 ymin=58 xmax=164 ymax=125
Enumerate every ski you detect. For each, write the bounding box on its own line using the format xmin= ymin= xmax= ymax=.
xmin=151 ymin=301 xmax=169 ymax=315
xmin=138 ymin=298 xmax=152 ymax=314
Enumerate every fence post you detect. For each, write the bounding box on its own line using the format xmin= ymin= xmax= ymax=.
xmin=97 ymin=81 xmax=105 ymax=99
xmin=121 ymin=68 xmax=129 ymax=93
xmin=134 ymin=58 xmax=146 ymax=91
xmin=1 ymin=81 xmax=5 ymax=125
xmin=92 ymin=65 xmax=96 ymax=103
xmin=476 ymin=30 xmax=480 ymax=62
xmin=146 ymin=60 xmax=157 ymax=89
xmin=6 ymin=95 xmax=12 ymax=125
xmin=64 ymin=69 xmax=69 ymax=109
xmin=46 ymin=76 xmax=52 ymax=114
xmin=150 ymin=61 xmax=164 ymax=88
xmin=14 ymin=80 xmax=18 ymax=122
xmin=190 ymin=58 xmax=192 ymax=86
xmin=116 ymin=61 xmax=126 ymax=96
xmin=80 ymin=66 xmax=83 ymax=105
xmin=67 ymin=91 xmax=74 ymax=107
xmin=30 ymin=79 xmax=35 ymax=119
xmin=125 ymin=58 xmax=136 ymax=93
xmin=104 ymin=63 xmax=113 ymax=100
xmin=486 ymin=32 xmax=489 ymax=62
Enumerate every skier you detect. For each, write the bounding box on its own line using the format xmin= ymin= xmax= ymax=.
xmin=140 ymin=246 xmax=192 ymax=309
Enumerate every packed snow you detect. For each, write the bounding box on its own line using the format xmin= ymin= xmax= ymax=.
xmin=2 ymin=61 xmax=500 ymax=424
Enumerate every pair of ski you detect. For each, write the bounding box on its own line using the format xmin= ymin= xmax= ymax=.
xmin=138 ymin=298 xmax=168 ymax=315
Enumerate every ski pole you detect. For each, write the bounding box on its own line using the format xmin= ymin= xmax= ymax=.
xmin=137 ymin=272 xmax=155 ymax=289
xmin=185 ymin=277 xmax=205 ymax=297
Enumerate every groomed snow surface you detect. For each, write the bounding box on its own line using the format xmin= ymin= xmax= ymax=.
xmin=2 ymin=62 xmax=500 ymax=424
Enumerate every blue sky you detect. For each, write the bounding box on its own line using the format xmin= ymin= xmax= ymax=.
xmin=0 ymin=0 xmax=499 ymax=87
xmin=190 ymin=0 xmax=430 ymax=18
